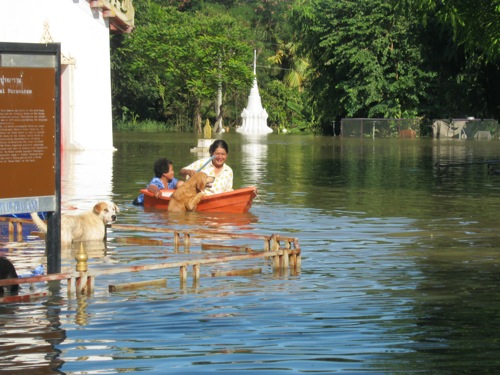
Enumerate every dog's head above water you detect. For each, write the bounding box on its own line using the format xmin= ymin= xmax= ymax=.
xmin=93 ymin=201 xmax=119 ymax=224
xmin=194 ymin=172 xmax=216 ymax=192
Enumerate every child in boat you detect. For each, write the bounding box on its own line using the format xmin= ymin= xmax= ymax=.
xmin=133 ymin=158 xmax=184 ymax=205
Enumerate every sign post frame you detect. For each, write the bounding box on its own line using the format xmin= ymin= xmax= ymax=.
xmin=0 ymin=42 xmax=61 ymax=273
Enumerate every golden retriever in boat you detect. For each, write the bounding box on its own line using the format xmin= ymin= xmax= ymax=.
xmin=168 ymin=172 xmax=215 ymax=212
xmin=30 ymin=201 xmax=119 ymax=244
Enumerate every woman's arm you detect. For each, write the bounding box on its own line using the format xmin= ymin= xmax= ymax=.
xmin=146 ymin=177 xmax=164 ymax=198
xmin=179 ymin=168 xmax=196 ymax=178
xmin=180 ymin=160 xmax=203 ymax=178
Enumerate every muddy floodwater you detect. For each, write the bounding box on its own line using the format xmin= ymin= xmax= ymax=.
xmin=1 ymin=132 xmax=500 ymax=374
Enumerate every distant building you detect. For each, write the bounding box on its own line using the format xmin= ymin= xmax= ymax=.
xmin=0 ymin=0 xmax=134 ymax=150
xmin=236 ymin=51 xmax=273 ymax=135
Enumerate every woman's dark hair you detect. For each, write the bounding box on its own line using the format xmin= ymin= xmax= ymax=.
xmin=154 ymin=158 xmax=173 ymax=177
xmin=209 ymin=139 xmax=229 ymax=155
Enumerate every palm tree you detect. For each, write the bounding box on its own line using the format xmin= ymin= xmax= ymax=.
xmin=268 ymin=39 xmax=309 ymax=91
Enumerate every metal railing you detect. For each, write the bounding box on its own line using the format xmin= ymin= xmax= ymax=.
xmin=341 ymin=118 xmax=421 ymax=138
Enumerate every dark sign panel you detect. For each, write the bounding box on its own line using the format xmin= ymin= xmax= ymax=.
xmin=0 ymin=68 xmax=55 ymax=195
xmin=0 ymin=42 xmax=61 ymax=273
xmin=0 ymin=44 xmax=60 ymax=215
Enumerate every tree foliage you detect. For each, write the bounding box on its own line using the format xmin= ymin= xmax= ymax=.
xmin=413 ymin=0 xmax=500 ymax=61
xmin=112 ymin=1 xmax=253 ymax=131
xmin=291 ymin=0 xmax=436 ymax=127
xmin=111 ymin=0 xmax=500 ymax=134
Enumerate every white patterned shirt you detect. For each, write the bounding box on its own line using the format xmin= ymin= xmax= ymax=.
xmin=183 ymin=159 xmax=233 ymax=195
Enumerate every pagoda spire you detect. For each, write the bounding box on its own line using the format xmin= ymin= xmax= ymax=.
xmin=253 ymin=50 xmax=256 ymax=76
xmin=237 ymin=50 xmax=273 ymax=134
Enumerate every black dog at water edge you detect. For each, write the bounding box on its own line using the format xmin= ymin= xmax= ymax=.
xmin=0 ymin=257 xmax=19 ymax=295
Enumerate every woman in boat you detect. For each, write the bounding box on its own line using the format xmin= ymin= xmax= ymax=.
xmin=133 ymin=158 xmax=184 ymax=205
xmin=180 ymin=139 xmax=233 ymax=195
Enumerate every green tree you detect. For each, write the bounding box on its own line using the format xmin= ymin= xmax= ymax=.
xmin=268 ymin=39 xmax=309 ymax=91
xmin=414 ymin=0 xmax=500 ymax=61
xmin=111 ymin=0 xmax=499 ymax=133
xmin=292 ymin=0 xmax=434 ymax=132
xmin=413 ymin=0 xmax=500 ymax=120
xmin=112 ymin=2 xmax=253 ymax=131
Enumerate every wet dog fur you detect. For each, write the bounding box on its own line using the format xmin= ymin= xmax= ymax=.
xmin=168 ymin=172 xmax=215 ymax=212
xmin=30 ymin=201 xmax=118 ymax=244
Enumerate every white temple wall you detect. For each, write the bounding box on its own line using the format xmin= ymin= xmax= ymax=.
xmin=0 ymin=0 xmax=114 ymax=150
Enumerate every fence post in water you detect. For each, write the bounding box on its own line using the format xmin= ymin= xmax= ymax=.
xmin=270 ymin=234 xmax=281 ymax=270
xmin=180 ymin=265 xmax=187 ymax=284
xmin=264 ymin=237 xmax=270 ymax=252
xmin=282 ymin=249 xmax=290 ymax=269
xmin=294 ymin=238 xmax=301 ymax=271
xmin=289 ymin=251 xmax=296 ymax=269
xmin=193 ymin=264 xmax=200 ymax=281
xmin=281 ymin=238 xmax=292 ymax=269
xmin=8 ymin=221 xmax=14 ymax=242
xmin=296 ymin=254 xmax=302 ymax=271
xmin=16 ymin=221 xmax=22 ymax=241
xmin=174 ymin=232 xmax=180 ymax=248
xmin=75 ymin=243 xmax=90 ymax=294
xmin=67 ymin=276 xmax=75 ymax=295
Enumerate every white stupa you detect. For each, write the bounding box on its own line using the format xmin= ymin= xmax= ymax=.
xmin=236 ymin=51 xmax=273 ymax=134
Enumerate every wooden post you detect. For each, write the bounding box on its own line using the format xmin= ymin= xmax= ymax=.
xmin=270 ymin=234 xmax=280 ymax=270
xmin=8 ymin=221 xmax=14 ymax=242
xmin=264 ymin=237 xmax=270 ymax=252
xmin=75 ymin=273 xmax=88 ymax=294
xmin=211 ymin=268 xmax=262 ymax=277
xmin=16 ymin=222 xmax=22 ymax=241
xmin=294 ymin=238 xmax=301 ymax=272
xmin=67 ymin=277 xmax=75 ymax=295
xmin=180 ymin=265 xmax=187 ymax=283
xmin=193 ymin=264 xmax=200 ymax=281
xmin=87 ymin=275 xmax=95 ymax=293
xmin=289 ymin=252 xmax=296 ymax=271
xmin=174 ymin=232 xmax=180 ymax=247
xmin=272 ymin=254 xmax=280 ymax=269
xmin=282 ymin=249 xmax=289 ymax=269
xmin=201 ymin=243 xmax=253 ymax=252
xmin=109 ymin=278 xmax=167 ymax=292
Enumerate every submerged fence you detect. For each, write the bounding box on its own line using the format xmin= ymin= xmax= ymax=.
xmin=340 ymin=118 xmax=499 ymax=139
xmin=0 ymin=220 xmax=301 ymax=302
xmin=341 ymin=118 xmax=421 ymax=138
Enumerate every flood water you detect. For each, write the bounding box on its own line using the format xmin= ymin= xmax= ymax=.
xmin=1 ymin=132 xmax=500 ymax=374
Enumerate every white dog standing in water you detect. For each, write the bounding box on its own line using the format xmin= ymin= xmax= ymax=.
xmin=31 ymin=201 xmax=119 ymax=244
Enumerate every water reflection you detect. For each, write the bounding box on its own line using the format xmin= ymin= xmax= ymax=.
xmin=240 ymin=135 xmax=268 ymax=185
xmin=61 ymin=149 xmax=114 ymax=209
xmin=164 ymin=210 xmax=258 ymax=230
xmin=0 ymin=292 xmax=66 ymax=373
xmin=61 ymin=241 xmax=110 ymax=265
xmin=2 ymin=134 xmax=500 ymax=373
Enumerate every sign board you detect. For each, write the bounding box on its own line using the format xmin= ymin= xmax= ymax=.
xmin=0 ymin=44 xmax=60 ymax=214
xmin=0 ymin=42 xmax=61 ymax=273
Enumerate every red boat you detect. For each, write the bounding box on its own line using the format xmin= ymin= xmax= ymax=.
xmin=140 ymin=186 xmax=257 ymax=214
